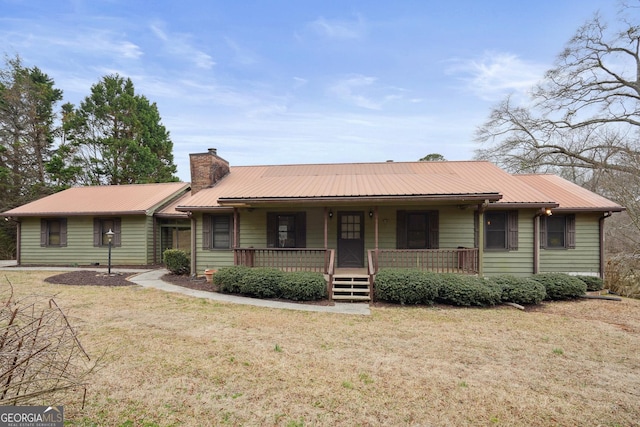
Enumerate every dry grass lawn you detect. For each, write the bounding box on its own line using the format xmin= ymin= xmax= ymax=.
xmin=2 ymin=270 xmax=639 ymax=426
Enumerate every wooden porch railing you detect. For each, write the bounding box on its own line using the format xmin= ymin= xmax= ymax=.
xmin=234 ymin=248 xmax=335 ymax=277
xmin=368 ymin=248 xmax=479 ymax=275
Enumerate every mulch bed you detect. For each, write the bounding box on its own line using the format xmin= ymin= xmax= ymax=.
xmin=44 ymin=270 xmax=137 ymax=287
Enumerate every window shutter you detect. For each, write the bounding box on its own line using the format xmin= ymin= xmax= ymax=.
xmin=566 ymin=214 xmax=576 ymax=249
xmin=396 ymin=211 xmax=407 ymax=249
xmin=507 ymin=211 xmax=518 ymax=250
xmin=267 ymin=213 xmax=277 ymax=248
xmin=202 ymin=214 xmax=211 ymax=249
xmin=296 ymin=212 xmax=306 ymax=248
xmin=540 ymin=216 xmax=548 ymax=248
xmin=60 ymin=219 xmax=68 ymax=247
xmin=113 ymin=218 xmax=122 ymax=247
xmin=428 ymin=211 xmax=439 ymax=249
xmin=93 ymin=218 xmax=100 ymax=247
xmin=229 ymin=215 xmax=236 ymax=248
xmin=40 ymin=219 xmax=47 ymax=247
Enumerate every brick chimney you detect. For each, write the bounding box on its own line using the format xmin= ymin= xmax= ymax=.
xmin=189 ymin=148 xmax=230 ymax=194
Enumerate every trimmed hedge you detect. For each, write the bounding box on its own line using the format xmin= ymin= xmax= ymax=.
xmin=531 ymin=273 xmax=587 ymax=300
xmin=438 ymin=274 xmax=503 ymax=307
xmin=212 ymin=266 xmax=251 ymax=293
xmin=213 ymin=266 xmax=327 ymax=301
xmin=280 ymin=271 xmax=327 ymax=301
xmin=575 ymin=275 xmax=604 ymax=292
xmin=490 ymin=275 xmax=546 ymax=305
xmin=375 ymin=268 xmax=441 ymax=304
xmin=162 ymin=249 xmax=190 ymax=275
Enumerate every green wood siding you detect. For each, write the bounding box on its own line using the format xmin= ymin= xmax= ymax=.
xmin=482 ymin=209 xmax=535 ymax=277
xmin=194 ymin=213 xmax=235 ymax=274
xmin=540 ymin=213 xmax=600 ymax=275
xmin=19 ymin=216 xmax=153 ymax=266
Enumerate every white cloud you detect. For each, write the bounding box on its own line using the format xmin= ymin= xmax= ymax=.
xmin=329 ymin=75 xmax=382 ymax=110
xmin=150 ymin=22 xmax=215 ymax=70
xmin=308 ymin=15 xmax=367 ymax=40
xmin=447 ymin=51 xmax=546 ymax=101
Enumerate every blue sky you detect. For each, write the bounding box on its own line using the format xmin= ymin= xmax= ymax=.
xmin=0 ymin=0 xmax=621 ymax=181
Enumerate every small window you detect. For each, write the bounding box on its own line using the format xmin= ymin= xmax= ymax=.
xmin=267 ymin=212 xmax=306 ymax=248
xmin=485 ymin=211 xmax=518 ymax=251
xmin=93 ymin=218 xmax=121 ymax=247
xmin=541 ymin=215 xmax=575 ymax=249
xmin=396 ymin=211 xmax=439 ymax=249
xmin=40 ymin=218 xmax=67 ymax=247
xmin=202 ymin=214 xmax=233 ymax=250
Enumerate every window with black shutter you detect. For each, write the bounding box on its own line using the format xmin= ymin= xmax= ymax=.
xmin=396 ymin=210 xmax=439 ymax=249
xmin=267 ymin=212 xmax=306 ymax=248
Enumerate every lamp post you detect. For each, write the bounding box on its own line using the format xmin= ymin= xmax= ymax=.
xmin=106 ymin=229 xmax=115 ymax=275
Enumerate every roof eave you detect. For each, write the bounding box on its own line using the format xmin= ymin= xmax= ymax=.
xmin=215 ymin=193 xmax=503 ymax=206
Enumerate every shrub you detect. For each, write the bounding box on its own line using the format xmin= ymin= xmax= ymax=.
xmin=239 ymin=268 xmax=285 ymax=299
xmin=531 ymin=273 xmax=587 ymax=300
xmin=375 ymin=269 xmax=441 ymax=304
xmin=574 ymin=275 xmax=604 ymax=292
xmin=212 ymin=266 xmax=251 ymax=293
xmin=162 ymin=249 xmax=190 ymax=275
xmin=280 ymin=271 xmax=327 ymax=301
xmin=437 ymin=274 xmax=502 ymax=307
xmin=490 ymin=275 xmax=546 ymax=305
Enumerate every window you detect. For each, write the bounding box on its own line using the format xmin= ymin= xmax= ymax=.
xmin=396 ymin=211 xmax=439 ymax=249
xmin=203 ymin=214 xmax=233 ymax=249
xmin=267 ymin=212 xmax=306 ymax=248
xmin=40 ymin=218 xmax=67 ymax=247
xmin=541 ymin=215 xmax=575 ymax=249
xmin=485 ymin=211 xmax=518 ymax=250
xmin=93 ymin=218 xmax=121 ymax=247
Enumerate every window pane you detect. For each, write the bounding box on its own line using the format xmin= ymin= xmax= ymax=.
xmin=486 ymin=212 xmax=507 ymax=249
xmin=341 ymin=215 xmax=360 ymax=240
xmin=277 ymin=215 xmax=296 ymax=247
xmin=213 ymin=216 xmax=230 ymax=248
xmin=407 ymin=213 xmax=428 ymax=249
xmin=48 ymin=220 xmax=60 ymax=246
xmin=547 ymin=216 xmax=565 ymax=248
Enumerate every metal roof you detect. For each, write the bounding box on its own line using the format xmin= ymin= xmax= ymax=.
xmin=177 ymin=161 xmax=563 ymax=210
xmin=2 ymin=182 xmax=190 ymax=217
xmin=515 ymin=174 xmax=624 ymax=212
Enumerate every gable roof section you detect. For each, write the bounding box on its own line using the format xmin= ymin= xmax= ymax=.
xmin=177 ymin=161 xmax=559 ymax=210
xmin=2 ymin=182 xmax=190 ymax=217
xmin=515 ymin=174 xmax=624 ymax=212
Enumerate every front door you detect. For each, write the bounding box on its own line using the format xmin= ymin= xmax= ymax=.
xmin=337 ymin=211 xmax=364 ymax=268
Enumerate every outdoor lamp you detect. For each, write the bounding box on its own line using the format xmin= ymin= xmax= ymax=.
xmin=106 ymin=229 xmax=115 ymax=275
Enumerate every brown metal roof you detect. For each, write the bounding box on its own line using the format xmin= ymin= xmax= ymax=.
xmin=515 ymin=174 xmax=624 ymax=212
xmin=2 ymin=182 xmax=190 ymax=217
xmin=177 ymin=161 xmax=561 ymax=210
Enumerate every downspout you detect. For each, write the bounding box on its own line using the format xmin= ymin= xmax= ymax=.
xmin=599 ymin=211 xmax=613 ymax=280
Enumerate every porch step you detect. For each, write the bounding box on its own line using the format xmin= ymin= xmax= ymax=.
xmin=331 ymin=274 xmax=371 ymax=301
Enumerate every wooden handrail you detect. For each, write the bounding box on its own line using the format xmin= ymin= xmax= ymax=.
xmin=367 ymin=248 xmax=479 ymax=275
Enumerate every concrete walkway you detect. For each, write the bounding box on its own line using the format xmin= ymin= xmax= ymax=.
xmin=0 ymin=261 xmax=370 ymax=315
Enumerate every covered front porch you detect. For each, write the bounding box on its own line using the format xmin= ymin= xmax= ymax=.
xmin=233 ymin=246 xmax=479 ymax=300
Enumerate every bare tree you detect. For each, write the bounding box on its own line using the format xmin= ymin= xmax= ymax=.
xmin=475 ymin=5 xmax=640 ymax=253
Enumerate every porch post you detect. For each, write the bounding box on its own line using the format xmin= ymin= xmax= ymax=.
xmin=533 ymin=213 xmax=540 ymax=274
xmin=374 ymin=206 xmax=379 ymax=250
xmin=323 ymin=207 xmax=329 ymax=249
xmin=477 ymin=201 xmax=487 ymax=276
xmin=233 ymin=208 xmax=239 ymax=264
xmin=190 ymin=215 xmax=197 ymax=276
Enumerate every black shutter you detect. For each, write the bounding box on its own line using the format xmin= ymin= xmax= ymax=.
xmin=540 ymin=216 xmax=548 ymax=248
xmin=428 ymin=211 xmax=439 ymax=249
xmin=93 ymin=218 xmax=100 ymax=247
xmin=229 ymin=214 xmax=236 ymax=248
xmin=40 ymin=219 xmax=47 ymax=247
xmin=202 ymin=214 xmax=211 ymax=249
xmin=296 ymin=212 xmax=306 ymax=248
xmin=113 ymin=218 xmax=122 ymax=247
xmin=60 ymin=219 xmax=68 ymax=247
xmin=396 ymin=211 xmax=407 ymax=249
xmin=267 ymin=213 xmax=277 ymax=248
xmin=507 ymin=211 xmax=518 ymax=250
xmin=566 ymin=214 xmax=576 ymax=249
